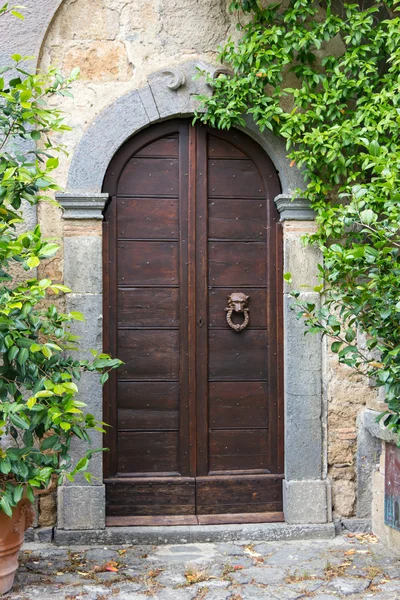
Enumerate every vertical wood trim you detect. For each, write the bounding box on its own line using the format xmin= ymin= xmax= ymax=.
xmin=103 ymin=197 xmax=118 ymax=477
xmin=276 ymin=221 xmax=285 ymax=474
xmin=188 ymin=124 xmax=197 ymax=477
xmin=178 ymin=123 xmax=190 ymax=476
xmin=266 ymin=188 xmax=277 ymax=473
xmin=195 ymin=124 xmax=209 ymax=476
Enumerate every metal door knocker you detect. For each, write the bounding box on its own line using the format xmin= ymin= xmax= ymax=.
xmin=225 ymin=293 xmax=250 ymax=332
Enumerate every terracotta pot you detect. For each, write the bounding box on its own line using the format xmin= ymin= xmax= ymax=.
xmin=0 ymin=499 xmax=33 ymax=595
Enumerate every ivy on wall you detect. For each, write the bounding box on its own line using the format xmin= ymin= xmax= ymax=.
xmin=197 ymin=0 xmax=400 ymax=435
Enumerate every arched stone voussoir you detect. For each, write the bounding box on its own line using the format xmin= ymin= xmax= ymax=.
xmin=66 ymin=60 xmax=303 ymax=197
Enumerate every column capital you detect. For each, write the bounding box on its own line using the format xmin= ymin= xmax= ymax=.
xmin=274 ymin=194 xmax=315 ymax=221
xmin=56 ymin=193 xmax=109 ymax=220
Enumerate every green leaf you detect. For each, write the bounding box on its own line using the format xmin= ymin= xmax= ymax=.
xmin=11 ymin=10 xmax=24 ymax=20
xmin=9 ymin=414 xmax=29 ymax=430
xmin=70 ymin=311 xmax=85 ymax=322
xmin=0 ymin=495 xmax=12 ymax=517
xmin=331 ymin=341 xmax=342 ymax=353
xmin=27 ymin=256 xmax=40 ymax=269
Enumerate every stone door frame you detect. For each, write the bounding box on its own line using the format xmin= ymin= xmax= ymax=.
xmin=56 ymin=61 xmax=331 ymax=531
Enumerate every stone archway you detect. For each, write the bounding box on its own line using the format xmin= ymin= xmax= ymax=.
xmin=56 ymin=61 xmax=331 ymax=533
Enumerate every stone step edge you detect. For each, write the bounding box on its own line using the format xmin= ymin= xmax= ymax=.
xmin=53 ymin=522 xmax=335 ymax=546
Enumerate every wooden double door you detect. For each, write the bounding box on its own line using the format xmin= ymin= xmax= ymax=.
xmin=103 ymin=119 xmax=284 ymax=525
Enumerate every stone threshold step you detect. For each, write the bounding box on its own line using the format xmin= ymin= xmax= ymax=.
xmin=54 ymin=522 xmax=335 ymax=546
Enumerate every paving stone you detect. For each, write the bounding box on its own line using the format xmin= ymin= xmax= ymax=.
xmin=85 ymin=547 xmax=119 ymax=561
xmin=158 ymin=571 xmax=188 ymax=586
xmin=327 ymin=576 xmax=372 ymax=595
xmin=216 ymin=543 xmax=246 ymax=556
xmin=231 ymin=565 xmax=286 ymax=584
xmin=240 ymin=584 xmax=280 ymax=599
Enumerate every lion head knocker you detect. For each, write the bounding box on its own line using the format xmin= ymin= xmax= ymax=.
xmin=225 ymin=292 xmax=250 ymax=332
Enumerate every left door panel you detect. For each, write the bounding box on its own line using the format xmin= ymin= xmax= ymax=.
xmin=103 ymin=121 xmax=194 ymax=521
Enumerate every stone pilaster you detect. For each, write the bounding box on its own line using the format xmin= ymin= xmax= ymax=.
xmin=56 ymin=193 xmax=108 ymax=530
xmin=275 ymin=195 xmax=331 ymax=524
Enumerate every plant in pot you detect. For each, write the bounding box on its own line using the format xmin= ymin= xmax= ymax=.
xmin=0 ymin=7 xmax=122 ymax=595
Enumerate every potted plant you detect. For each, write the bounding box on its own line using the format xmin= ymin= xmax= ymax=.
xmin=0 ymin=7 xmax=121 ymax=594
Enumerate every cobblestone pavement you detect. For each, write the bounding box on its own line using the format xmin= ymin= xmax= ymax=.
xmin=5 ymin=533 xmax=400 ymax=600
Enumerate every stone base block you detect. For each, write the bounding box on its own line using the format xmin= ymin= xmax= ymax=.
xmin=283 ymin=480 xmax=331 ymax=524
xmin=54 ymin=522 xmax=335 ymax=546
xmin=58 ymin=485 xmax=105 ymax=530
xmin=334 ymin=518 xmax=372 ymax=535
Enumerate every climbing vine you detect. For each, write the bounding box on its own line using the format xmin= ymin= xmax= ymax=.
xmin=197 ymin=0 xmax=400 ymax=434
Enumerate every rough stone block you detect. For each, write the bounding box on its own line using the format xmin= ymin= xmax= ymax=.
xmin=66 ymin=294 xmax=103 ymax=360
xmin=364 ymin=408 xmax=398 ymax=444
xmin=284 ymin=293 xmax=323 ymax=480
xmin=64 ymin=236 xmax=102 ymax=294
xmin=356 ymin=410 xmax=382 ymax=519
xmin=283 ymin=480 xmax=331 ymax=524
xmin=64 ymin=371 xmax=103 ymax=486
xmin=283 ymin=230 xmax=321 ymax=292
xmin=58 ymin=485 xmax=105 ymax=530
xmin=36 ymin=527 xmax=54 ymax=543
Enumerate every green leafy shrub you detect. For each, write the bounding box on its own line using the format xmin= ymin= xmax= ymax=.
xmin=0 ymin=11 xmax=121 ymax=515
xmin=197 ymin=0 xmax=400 ymax=435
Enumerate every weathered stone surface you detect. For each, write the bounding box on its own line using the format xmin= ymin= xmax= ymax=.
xmin=65 ymin=294 xmax=103 ymax=358
xmin=284 ymin=480 xmax=330 ymax=524
xmin=38 ymin=493 xmax=57 ymax=527
xmin=57 ymin=193 xmax=109 ymax=220
xmin=275 ymin=196 xmax=316 ymax=221
xmin=327 ymin=576 xmax=371 ymax=595
xmin=284 ymin=293 xmax=323 ymax=482
xmin=0 ymin=0 xmax=62 ymax=67
xmin=332 ymin=479 xmax=356 ymax=518
xmin=57 ymin=485 xmax=106 ymax=530
xmin=232 ymin=565 xmax=286 ymax=584
xmin=64 ymin=237 xmax=102 ymax=294
xmin=356 ymin=410 xmax=382 ymax=519
xmin=64 ymin=41 xmax=133 ymax=81
xmin=283 ymin=221 xmax=321 ymax=293
xmin=54 ymin=523 xmax=335 ymax=545
xmin=58 ymin=0 xmax=120 ymax=41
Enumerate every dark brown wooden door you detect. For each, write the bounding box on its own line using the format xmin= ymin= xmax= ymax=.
xmin=103 ymin=119 xmax=284 ymax=526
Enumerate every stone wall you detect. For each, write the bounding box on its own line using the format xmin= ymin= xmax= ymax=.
xmin=34 ymin=0 xmax=380 ymax=525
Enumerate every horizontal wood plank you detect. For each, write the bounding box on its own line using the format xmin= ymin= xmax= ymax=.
xmin=117 ymin=431 xmax=179 ymax=473
xmin=209 ymin=330 xmax=268 ymax=380
xmin=106 ymin=478 xmax=195 ymax=516
xmin=135 ymin=135 xmax=179 ymax=158
xmin=118 ymin=408 xmax=179 ymax=430
xmin=196 ymin=475 xmax=283 ymax=514
xmin=118 ymin=241 xmax=178 ymax=286
xmin=209 ymin=430 xmax=269 ymax=472
xmin=118 ymin=330 xmax=180 ymax=380
xmin=208 ymin=159 xmax=264 ymax=198
xmin=208 ymin=136 xmax=247 ymax=159
xmin=209 ymin=242 xmax=267 ymax=286
xmin=197 ymin=512 xmax=284 ymax=524
xmin=117 ymin=381 xmax=179 ymax=408
xmin=118 ymin=157 xmax=179 ymax=196
xmin=118 ymin=288 xmax=179 ymax=328
xmin=209 ymin=199 xmax=267 ymax=240
xmin=209 ymin=382 xmax=268 ymax=428
xmin=106 ymin=515 xmax=198 ymax=526
xmin=117 ymin=198 xmax=179 ymax=239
